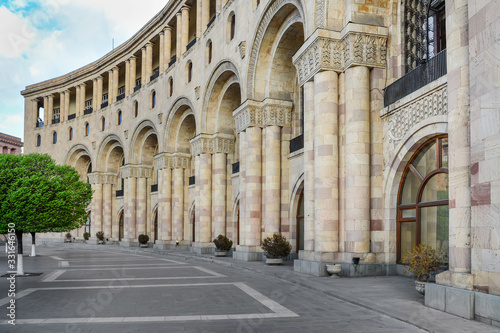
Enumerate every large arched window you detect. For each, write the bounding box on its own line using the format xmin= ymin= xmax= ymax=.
xmin=296 ymin=189 xmax=304 ymax=253
xmin=397 ymin=135 xmax=449 ymax=261
xmin=404 ymin=0 xmax=446 ymax=72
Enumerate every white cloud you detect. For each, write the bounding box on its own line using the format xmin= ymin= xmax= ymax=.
xmin=0 ymin=113 xmax=24 ymax=138
xmin=0 ymin=6 xmax=36 ymax=58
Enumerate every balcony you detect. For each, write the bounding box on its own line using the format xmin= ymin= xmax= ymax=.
xmin=186 ymin=37 xmax=197 ymax=51
xmin=116 ymin=189 xmax=124 ymax=197
xmin=290 ymin=134 xmax=304 ymax=153
xmin=189 ymin=176 xmax=195 ymax=186
xmin=150 ymin=71 xmax=159 ymax=82
xmin=151 ymin=184 xmax=158 ymax=193
xmin=101 ymin=101 xmax=108 ymax=109
xmin=207 ymin=15 xmax=216 ymax=29
xmin=384 ymin=50 xmax=447 ymax=107
xmin=116 ymin=93 xmax=125 ymax=102
xmin=51 ymin=118 xmax=60 ymax=125
xmin=134 ymin=84 xmax=141 ymax=93
xmin=168 ymin=55 xmax=176 ymax=67
xmin=232 ymin=162 xmax=239 ymax=174
xmin=68 ymin=114 xmax=76 ymax=120
xmin=84 ymin=108 xmax=93 ymax=115
xmin=36 ymin=120 xmax=44 ymax=128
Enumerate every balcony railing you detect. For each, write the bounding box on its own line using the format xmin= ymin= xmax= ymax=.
xmin=101 ymin=101 xmax=108 ymax=109
xmin=36 ymin=120 xmax=44 ymax=127
xmin=186 ymin=37 xmax=197 ymax=51
xmin=134 ymin=83 xmax=141 ymax=92
xmin=151 ymin=184 xmax=158 ymax=193
xmin=116 ymin=93 xmax=125 ymax=102
xmin=168 ymin=55 xmax=176 ymax=67
xmin=68 ymin=114 xmax=76 ymax=120
xmin=290 ymin=134 xmax=304 ymax=153
xmin=116 ymin=189 xmax=124 ymax=197
xmin=384 ymin=50 xmax=447 ymax=107
xmin=51 ymin=118 xmax=60 ymax=125
xmin=84 ymin=107 xmax=93 ymax=115
xmin=207 ymin=15 xmax=216 ymax=29
xmin=189 ymin=176 xmax=195 ymax=186
xmin=232 ymin=162 xmax=240 ymax=174
xmin=150 ymin=71 xmax=159 ymax=82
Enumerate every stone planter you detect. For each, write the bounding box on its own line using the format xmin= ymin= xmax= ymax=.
xmin=214 ymin=250 xmax=228 ymax=257
xmin=326 ymin=264 xmax=342 ymax=278
xmin=98 ymin=240 xmax=104 ymax=245
xmin=64 ymin=239 xmax=72 ymax=243
xmin=139 ymin=243 xmax=149 ymax=248
xmin=415 ymin=281 xmax=426 ymax=295
xmin=266 ymin=257 xmax=283 ymax=265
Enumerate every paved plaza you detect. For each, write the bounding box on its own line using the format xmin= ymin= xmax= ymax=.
xmin=1 ymin=244 xmax=499 ymax=333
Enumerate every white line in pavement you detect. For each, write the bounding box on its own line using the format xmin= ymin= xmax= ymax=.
xmin=0 ymin=288 xmax=36 ymax=306
xmin=42 ymin=270 xmax=66 ymax=282
xmin=50 ymin=256 xmax=64 ymax=261
xmin=49 ymin=265 xmax=189 ymax=271
xmin=0 ymin=282 xmax=298 ymax=325
xmin=66 ymin=263 xmax=185 ymax=268
xmin=58 ymin=261 xmax=69 ymax=267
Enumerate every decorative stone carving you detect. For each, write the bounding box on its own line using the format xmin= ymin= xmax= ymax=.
xmin=233 ymin=98 xmax=293 ymax=133
xmin=316 ymin=0 xmax=327 ymax=29
xmin=195 ymin=86 xmax=200 ymax=100
xmin=158 ymin=112 xmax=163 ymax=124
xmin=87 ymin=172 xmax=118 ymax=185
xmin=120 ymin=165 xmax=152 ymax=179
xmin=239 ymin=41 xmax=246 ymax=59
xmin=190 ymin=133 xmax=235 ymax=156
xmin=154 ymin=153 xmax=191 ymax=170
xmin=293 ymin=31 xmax=388 ymax=86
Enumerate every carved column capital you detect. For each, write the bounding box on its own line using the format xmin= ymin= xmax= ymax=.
xmin=233 ymin=99 xmax=292 ymax=133
xmin=154 ymin=153 xmax=191 ymax=169
xmin=190 ymin=133 xmax=235 ymax=156
xmin=87 ymin=172 xmax=118 ymax=185
xmin=120 ymin=164 xmax=152 ymax=178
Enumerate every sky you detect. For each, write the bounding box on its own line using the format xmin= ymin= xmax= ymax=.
xmin=0 ymin=0 xmax=169 ymax=142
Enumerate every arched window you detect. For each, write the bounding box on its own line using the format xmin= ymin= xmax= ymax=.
xmin=230 ymin=14 xmax=235 ymax=40
xmin=168 ymin=78 xmax=173 ymax=97
xmin=85 ymin=212 xmax=91 ymax=235
xmin=52 ymin=131 xmax=57 ymax=144
xmin=36 ymin=134 xmax=41 ymax=147
xmin=404 ymin=0 xmax=446 ymax=72
xmin=397 ymin=135 xmax=449 ymax=261
xmin=84 ymin=122 xmax=89 ymax=136
xmin=207 ymin=40 xmax=213 ymax=65
xmin=296 ymin=189 xmax=304 ymax=253
xmin=133 ymin=101 xmax=138 ymax=118
xmin=118 ymin=110 xmax=122 ymax=125
xmin=187 ymin=62 xmax=193 ymax=83
xmin=151 ymin=91 xmax=156 ymax=108
xmin=118 ymin=211 xmax=124 ymax=241
xmin=101 ymin=117 xmax=105 ymax=131
xmin=69 ymin=127 xmax=73 ymax=141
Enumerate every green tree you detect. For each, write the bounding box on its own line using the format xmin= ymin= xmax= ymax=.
xmin=0 ymin=154 xmax=92 ymax=275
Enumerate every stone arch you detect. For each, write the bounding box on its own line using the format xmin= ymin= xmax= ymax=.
xmin=232 ymin=193 xmax=241 ymax=245
xmin=289 ymin=173 xmax=305 ymax=252
xmin=164 ymin=97 xmax=197 ymax=153
xmin=129 ymin=120 xmax=159 ymax=165
xmin=66 ymin=144 xmax=93 ymax=181
xmin=382 ymin=119 xmax=448 ymax=263
xmin=247 ymin=0 xmax=306 ymax=99
xmin=201 ymin=60 xmax=243 ymax=135
xmin=96 ymin=134 xmax=125 ymax=173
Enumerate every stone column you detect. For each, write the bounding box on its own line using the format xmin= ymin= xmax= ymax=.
xmin=125 ymin=60 xmax=130 ymax=96
xmin=213 ymin=152 xmax=227 ymax=237
xmin=239 ymin=131 xmax=246 ymax=245
xmin=32 ymin=99 xmax=38 ymax=126
xmin=141 ymin=47 xmax=147 ymax=86
xmin=159 ymin=32 xmax=165 ymax=73
xmin=264 ymin=125 xmax=281 ymax=237
xmin=129 ymin=56 xmax=137 ymax=90
xmin=176 ymin=13 xmax=182 ymax=58
xmin=202 ymin=0 xmax=210 ymax=32
xmin=136 ymin=177 xmax=147 ymax=236
xmin=161 ymin=168 xmax=172 ymax=242
xmin=344 ymin=66 xmax=371 ymax=256
xmin=181 ymin=5 xmax=190 ymax=54
xmin=245 ymin=126 xmax=262 ymax=248
xmin=92 ymin=79 xmax=98 ymax=111
xmin=216 ymin=0 xmax=222 ymax=12
xmin=43 ymin=96 xmax=48 ymax=125
xmin=74 ymin=87 xmax=80 ymax=116
xmin=103 ymin=183 xmax=112 ymax=239
xmin=112 ymin=67 xmax=119 ymax=102
xmin=124 ymin=177 xmax=136 ymax=240
xmin=64 ymin=90 xmax=70 ymax=118
xmin=198 ymin=153 xmax=212 ymax=244
xmin=194 ymin=155 xmax=200 ymax=242
xmin=313 ymin=70 xmax=339 ymax=255
xmin=59 ymin=92 xmax=65 ymax=122
xmin=197 ymin=0 xmax=202 ymax=38
xmin=146 ymin=42 xmax=153 ymax=83
xmin=164 ymin=26 xmax=172 ymax=69
xmin=47 ymin=95 xmax=54 ymax=122
xmin=108 ymin=70 xmax=114 ymax=104
xmin=80 ymin=83 xmax=86 ymax=112
xmin=96 ymin=76 xmax=103 ymax=110
xmin=303 ymin=81 xmax=315 ymax=254
xmin=173 ymin=167 xmax=185 ymax=242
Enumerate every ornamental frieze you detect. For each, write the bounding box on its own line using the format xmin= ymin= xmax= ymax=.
xmin=233 ymin=99 xmax=292 ymax=133
xmin=87 ymin=172 xmax=118 ymax=185
xmin=154 ymin=153 xmax=191 ymax=170
xmin=190 ymin=133 xmax=235 ymax=156
xmin=120 ymin=165 xmax=152 ymax=179
xmin=293 ymin=30 xmax=387 ymax=86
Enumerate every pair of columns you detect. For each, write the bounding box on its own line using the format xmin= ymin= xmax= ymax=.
xmin=190 ymin=134 xmax=234 ymax=252
xmin=233 ymin=99 xmax=293 ymax=256
xmin=87 ymin=172 xmax=118 ymax=240
xmin=154 ymin=153 xmax=191 ymax=246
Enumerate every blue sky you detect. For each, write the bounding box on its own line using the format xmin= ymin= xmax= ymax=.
xmin=0 ymin=0 xmax=168 ymax=144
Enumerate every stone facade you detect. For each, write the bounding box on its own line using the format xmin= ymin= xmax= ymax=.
xmin=22 ymin=0 xmax=500 ymax=325
xmin=0 ymin=132 xmax=23 ymax=155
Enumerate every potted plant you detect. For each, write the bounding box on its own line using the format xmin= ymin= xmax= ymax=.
xmin=138 ymin=234 xmax=149 ymax=248
xmin=401 ymin=243 xmax=447 ymax=295
xmin=261 ymin=233 xmax=292 ymax=265
xmin=83 ymin=232 xmax=90 ymax=241
xmin=64 ymin=232 xmax=72 ymax=243
xmin=95 ymin=231 xmax=105 ymax=244
xmin=213 ymin=234 xmax=233 ymax=257
xmin=326 ymin=264 xmax=342 ymax=278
